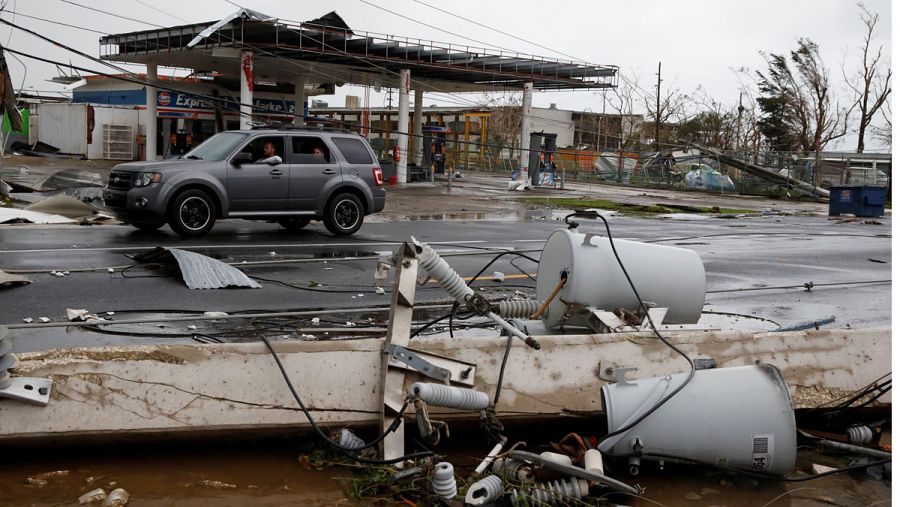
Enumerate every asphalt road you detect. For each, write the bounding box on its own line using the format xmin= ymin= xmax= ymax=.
xmin=0 ymin=213 xmax=891 ymax=353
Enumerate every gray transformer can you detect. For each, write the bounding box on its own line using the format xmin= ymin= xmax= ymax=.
xmin=599 ymin=364 xmax=797 ymax=476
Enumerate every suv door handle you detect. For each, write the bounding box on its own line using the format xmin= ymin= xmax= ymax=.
xmin=269 ymin=169 xmax=283 ymax=176
xmin=322 ymin=169 xmax=336 ymax=175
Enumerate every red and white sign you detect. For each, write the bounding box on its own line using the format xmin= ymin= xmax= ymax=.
xmin=158 ymin=91 xmax=171 ymax=106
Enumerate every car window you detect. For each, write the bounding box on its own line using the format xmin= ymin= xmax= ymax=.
xmin=238 ymin=136 xmax=285 ymax=164
xmin=332 ymin=137 xmax=374 ymax=164
xmin=290 ymin=136 xmax=333 ymax=164
xmin=183 ymin=132 xmax=249 ymax=161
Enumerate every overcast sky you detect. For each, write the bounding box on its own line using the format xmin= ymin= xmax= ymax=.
xmin=1 ymin=0 xmax=892 ymax=150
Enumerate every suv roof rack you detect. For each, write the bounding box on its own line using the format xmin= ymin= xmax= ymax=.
xmin=248 ymin=121 xmax=354 ymax=134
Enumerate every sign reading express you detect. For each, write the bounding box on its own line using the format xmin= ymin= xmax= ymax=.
xmin=157 ymin=91 xmax=294 ymax=114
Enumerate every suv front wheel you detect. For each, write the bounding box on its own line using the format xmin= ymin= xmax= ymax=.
xmin=324 ymin=192 xmax=364 ymax=236
xmin=168 ymin=189 xmax=217 ymax=237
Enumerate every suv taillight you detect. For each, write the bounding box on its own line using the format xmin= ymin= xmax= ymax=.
xmin=373 ymin=167 xmax=384 ymax=186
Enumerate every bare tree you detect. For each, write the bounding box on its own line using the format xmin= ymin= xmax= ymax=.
xmin=843 ymin=2 xmax=891 ymax=152
xmin=643 ymin=79 xmax=688 ymax=151
xmin=758 ymin=39 xmax=848 ymax=184
xmin=479 ymin=92 xmax=521 ymax=160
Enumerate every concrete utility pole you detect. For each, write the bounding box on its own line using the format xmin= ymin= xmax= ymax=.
xmin=145 ymin=61 xmax=158 ymax=160
xmin=519 ymin=81 xmax=534 ymax=181
xmin=239 ymin=50 xmax=253 ymax=130
xmin=397 ymin=68 xmax=410 ymax=184
xmin=655 ymin=61 xmax=661 ymax=153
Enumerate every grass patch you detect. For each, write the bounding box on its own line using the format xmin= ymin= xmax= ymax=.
xmin=512 ymin=197 xmax=753 ymax=215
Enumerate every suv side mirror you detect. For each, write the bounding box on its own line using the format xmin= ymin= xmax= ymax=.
xmin=232 ymin=152 xmax=254 ymax=165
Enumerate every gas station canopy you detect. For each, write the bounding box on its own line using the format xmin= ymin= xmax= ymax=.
xmin=99 ymin=10 xmax=618 ymax=93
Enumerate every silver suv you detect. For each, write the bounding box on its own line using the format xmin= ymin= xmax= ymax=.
xmin=103 ymin=127 xmax=386 ymax=237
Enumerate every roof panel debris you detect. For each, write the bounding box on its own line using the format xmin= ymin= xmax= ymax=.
xmin=132 ymin=247 xmax=261 ymax=290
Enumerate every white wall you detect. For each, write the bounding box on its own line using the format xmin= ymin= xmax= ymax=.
xmin=531 ymin=107 xmax=575 ymax=148
xmin=86 ymin=106 xmax=142 ymax=160
xmin=36 ymin=103 xmax=88 ymax=155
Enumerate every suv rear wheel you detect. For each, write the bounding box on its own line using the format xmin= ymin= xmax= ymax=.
xmin=324 ymin=192 xmax=364 ymax=236
xmin=168 ymin=189 xmax=217 ymax=237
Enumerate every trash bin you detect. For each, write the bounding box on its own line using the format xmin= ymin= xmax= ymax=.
xmin=828 ymin=185 xmax=886 ymax=217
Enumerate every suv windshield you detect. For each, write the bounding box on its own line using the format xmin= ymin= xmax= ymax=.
xmin=183 ymin=132 xmax=249 ymax=161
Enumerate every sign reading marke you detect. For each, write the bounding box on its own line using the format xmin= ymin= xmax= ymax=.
xmin=157 ymin=91 xmax=294 ymax=114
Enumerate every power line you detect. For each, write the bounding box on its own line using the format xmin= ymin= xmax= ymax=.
xmin=0 ymin=8 xmax=107 ymax=34
xmin=58 ymin=0 xmax=163 ymax=28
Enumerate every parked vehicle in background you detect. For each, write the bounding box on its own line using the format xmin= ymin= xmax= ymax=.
xmin=103 ymin=126 xmax=386 ymax=237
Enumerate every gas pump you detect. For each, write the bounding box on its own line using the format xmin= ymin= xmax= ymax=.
xmin=528 ymin=132 xmax=558 ymax=187
xmin=170 ymin=129 xmax=194 ymax=157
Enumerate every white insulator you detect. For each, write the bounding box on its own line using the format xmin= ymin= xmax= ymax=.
xmin=432 ymin=462 xmax=457 ymax=500
xmin=414 ymin=240 xmax=474 ymax=304
xmin=511 ymin=477 xmax=589 ymax=506
xmin=410 ymin=383 xmax=490 ymax=411
xmin=846 ymin=425 xmax=874 ymax=445
xmin=491 ymin=457 xmax=530 ymax=482
xmin=496 ymin=299 xmax=541 ymax=319
xmin=464 ymin=475 xmax=503 ymax=505
xmin=337 ymin=428 xmax=366 ymax=451
xmin=539 ymin=451 xmax=573 ymax=467
xmin=583 ymin=449 xmax=605 ymax=477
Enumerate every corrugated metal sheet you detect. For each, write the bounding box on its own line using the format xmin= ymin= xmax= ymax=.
xmin=36 ymin=103 xmax=88 ymax=155
xmin=133 ymin=248 xmax=261 ymax=290
xmin=168 ymin=249 xmax=261 ymax=289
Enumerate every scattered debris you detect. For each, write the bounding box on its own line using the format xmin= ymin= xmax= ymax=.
xmin=22 ymin=317 xmax=33 ymax=323
xmin=101 ymin=488 xmax=130 ymax=507
xmin=51 ymin=270 xmax=67 ymax=277
xmin=24 ymin=477 xmax=48 ymax=488
xmin=311 ymin=317 xmax=320 ymax=325
xmin=38 ymin=317 xmax=50 ymax=323
xmin=24 ymin=194 xmax=107 ymax=221
xmin=374 ymin=287 xmax=385 ymax=295
xmin=78 ymin=488 xmax=107 ymax=504
xmin=0 ymin=269 xmax=30 ymax=288
xmin=684 ymin=491 xmax=702 ymax=500
xmin=198 ymin=480 xmax=237 ymax=490
xmin=0 ymin=208 xmax=75 ymax=224
xmin=492 ymin=271 xmax=505 ymax=282
xmin=186 ymin=325 xmax=198 ymax=331
xmin=131 ymin=247 xmax=261 ymax=290
xmin=202 ymin=311 xmax=228 ymax=317
xmin=868 ymin=258 xmax=887 ymax=263
xmin=812 ymin=463 xmax=838 ymax=474
xmin=464 ymin=475 xmax=503 ymax=505
xmin=863 ymin=220 xmax=883 ymax=225
xmin=36 ymin=470 xmax=70 ymax=479
xmin=431 ymin=462 xmax=457 ymax=501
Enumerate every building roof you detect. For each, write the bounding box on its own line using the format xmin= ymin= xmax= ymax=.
xmin=99 ymin=10 xmax=617 ymax=93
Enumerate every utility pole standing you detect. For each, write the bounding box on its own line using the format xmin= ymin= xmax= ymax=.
xmin=655 ymin=61 xmax=662 ymax=153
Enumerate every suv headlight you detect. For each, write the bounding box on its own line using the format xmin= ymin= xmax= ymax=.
xmin=134 ymin=172 xmax=162 ymax=187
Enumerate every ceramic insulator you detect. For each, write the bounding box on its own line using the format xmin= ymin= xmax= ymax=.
xmin=337 ymin=428 xmax=366 ymax=451
xmin=496 ymin=299 xmax=541 ymax=318
xmin=846 ymin=425 xmax=874 ymax=445
xmin=491 ymin=457 xmax=530 ymax=482
xmin=464 ymin=475 xmax=503 ymax=505
xmin=511 ymin=477 xmax=589 ymax=506
xmin=415 ymin=240 xmax=473 ymax=304
xmin=432 ymin=462 xmax=457 ymax=500
xmin=583 ymin=448 xmax=605 ymax=476
xmin=410 ymin=382 xmax=489 ymax=411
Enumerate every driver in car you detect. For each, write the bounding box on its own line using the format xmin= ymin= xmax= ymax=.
xmin=256 ymin=140 xmax=282 ymax=164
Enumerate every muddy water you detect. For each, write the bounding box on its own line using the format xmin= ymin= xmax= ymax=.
xmin=0 ymin=431 xmax=889 ymax=506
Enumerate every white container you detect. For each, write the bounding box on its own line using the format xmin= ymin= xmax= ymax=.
xmin=599 ymin=364 xmax=796 ymax=476
xmin=535 ymin=229 xmax=705 ymax=328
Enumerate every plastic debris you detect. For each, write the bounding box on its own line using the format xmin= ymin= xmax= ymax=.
xmin=78 ymin=488 xmax=107 ymax=504
xmin=101 ymin=488 xmax=130 ymax=507
xmin=22 ymin=317 xmax=33 ymax=323
xmin=107 ymin=268 xmax=115 ymax=273
xmin=493 ymin=271 xmax=505 ymax=282
xmin=374 ymin=287 xmax=385 ymax=295
xmin=345 ymin=321 xmax=356 ymax=327
xmin=202 ymin=311 xmax=228 ymax=317
xmin=39 ymin=317 xmax=50 ymax=323
xmin=311 ymin=317 xmax=320 ymax=325
xmin=24 ymin=477 xmax=48 ymax=488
